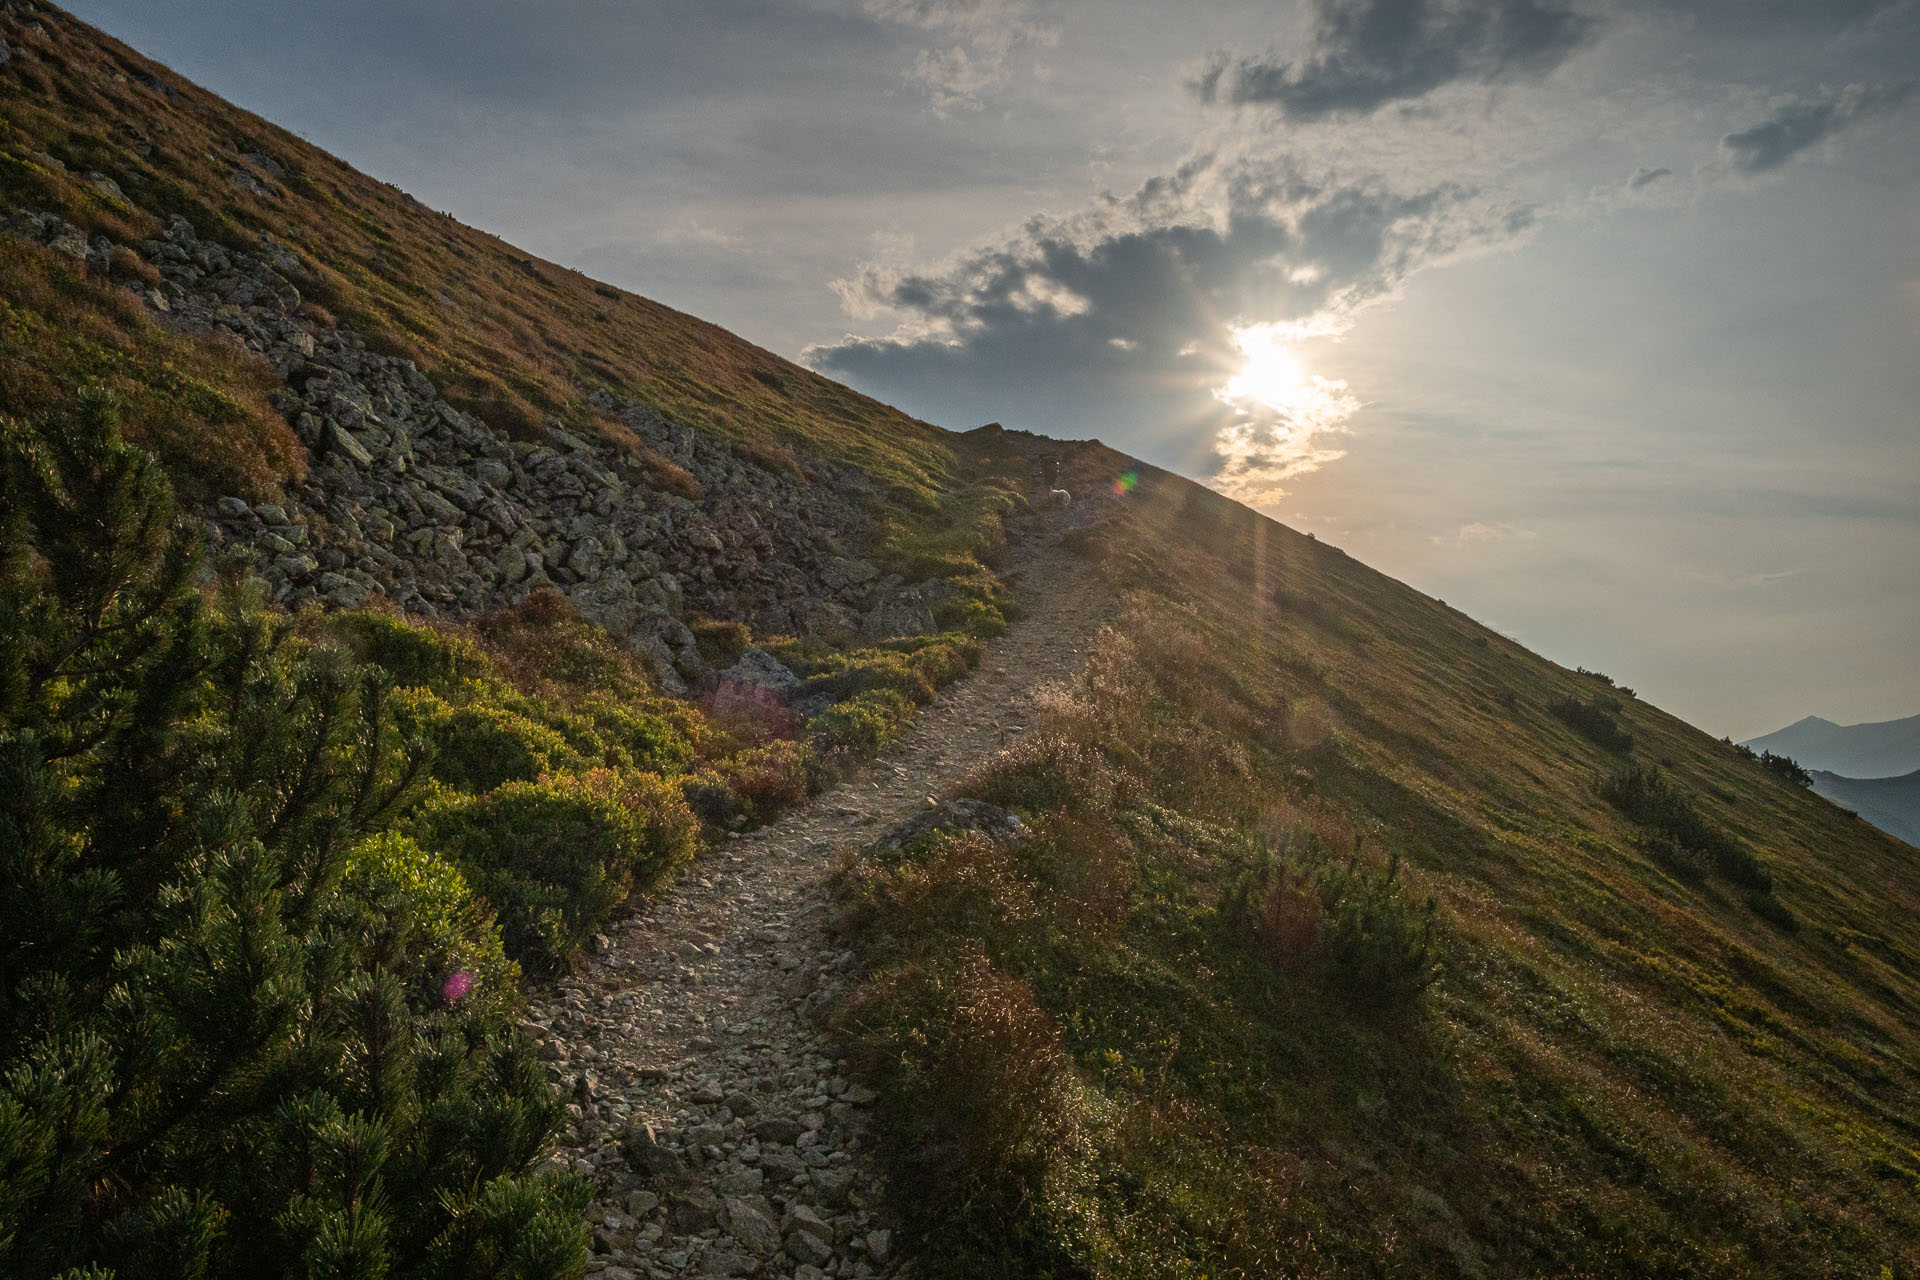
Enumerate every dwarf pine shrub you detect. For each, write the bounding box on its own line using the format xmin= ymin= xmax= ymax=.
xmin=1547 ymin=692 xmax=1634 ymax=753
xmin=1601 ymin=764 xmax=1773 ymax=893
xmin=0 ymin=391 xmax=585 ymax=1278
xmin=1226 ymin=833 xmax=1441 ymax=1009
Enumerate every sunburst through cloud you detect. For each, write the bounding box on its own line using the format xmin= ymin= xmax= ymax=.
xmin=1210 ymin=321 xmax=1361 ymax=505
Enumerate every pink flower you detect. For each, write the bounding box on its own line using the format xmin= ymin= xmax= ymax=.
xmin=442 ymin=970 xmax=475 ymax=1002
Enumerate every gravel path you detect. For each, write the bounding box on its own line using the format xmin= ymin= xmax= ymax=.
xmin=527 ymin=532 xmax=1113 ymax=1280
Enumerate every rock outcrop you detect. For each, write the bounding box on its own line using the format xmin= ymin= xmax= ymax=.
xmin=6 ymin=210 xmax=951 ymax=688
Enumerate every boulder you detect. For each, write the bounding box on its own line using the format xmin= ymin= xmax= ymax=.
xmin=717 ymin=647 xmax=802 ymax=698
xmin=873 ymin=799 xmax=1028 ymax=854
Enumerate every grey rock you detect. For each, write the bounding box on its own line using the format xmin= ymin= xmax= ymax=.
xmin=697 ymin=1249 xmax=757 ymax=1278
xmin=720 ymin=1196 xmax=780 ymax=1256
xmin=784 ymin=1229 xmax=833 ymax=1267
xmin=716 ymin=648 xmax=801 ymax=698
xmin=216 ymin=496 xmax=252 ymax=519
xmin=756 ymin=1150 xmax=805 ymax=1183
xmin=327 ymin=422 xmax=375 ymax=468
xmin=783 ymin=1204 xmax=833 ymax=1244
xmin=624 ymin=1125 xmax=688 ymax=1182
xmin=873 ymin=799 xmax=1028 ymax=854
xmin=752 ymin=1117 xmax=806 ymax=1146
xmin=669 ymin=1186 xmax=721 ymax=1233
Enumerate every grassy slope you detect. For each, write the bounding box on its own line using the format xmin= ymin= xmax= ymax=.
xmin=842 ymin=439 xmax=1920 ymax=1277
xmin=0 ymin=1 xmax=959 ymax=502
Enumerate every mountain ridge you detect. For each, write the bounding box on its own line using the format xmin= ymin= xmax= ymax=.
xmin=1809 ymin=767 xmax=1920 ymax=847
xmin=1744 ymin=710 xmax=1920 ymax=779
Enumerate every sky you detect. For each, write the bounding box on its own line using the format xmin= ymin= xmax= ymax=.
xmin=64 ymin=0 xmax=1920 ymax=741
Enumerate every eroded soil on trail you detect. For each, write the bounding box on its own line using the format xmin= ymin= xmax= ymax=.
xmin=527 ymin=533 xmax=1113 ymax=1280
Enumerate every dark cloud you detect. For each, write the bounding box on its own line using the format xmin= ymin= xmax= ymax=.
xmin=1193 ymin=0 xmax=1598 ymax=120
xmin=807 ymin=154 xmax=1535 ymax=451
xmin=1721 ymin=82 xmax=1913 ymax=174
xmin=1626 ymin=165 xmax=1671 ymax=189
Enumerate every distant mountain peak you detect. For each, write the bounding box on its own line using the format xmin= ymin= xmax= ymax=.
xmin=1746 ymin=710 xmax=1920 ymax=780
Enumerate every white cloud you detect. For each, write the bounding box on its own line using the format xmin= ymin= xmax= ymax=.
xmin=1429 ymin=521 xmax=1539 ymax=547
xmin=862 ymin=0 xmax=1061 ymax=112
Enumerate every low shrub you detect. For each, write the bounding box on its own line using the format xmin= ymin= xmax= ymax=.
xmin=837 ymin=944 xmax=1088 ymax=1269
xmin=720 ymin=738 xmax=812 ymax=822
xmin=681 ymin=768 xmax=745 ymax=828
xmin=1548 ymin=692 xmax=1634 ymax=753
xmin=690 ymin=615 xmax=752 ymax=668
xmin=333 ymin=606 xmax=488 ymax=694
xmin=405 ymin=769 xmax=695 ymax=970
xmin=809 ymin=689 xmax=914 ymax=756
xmin=1226 ymin=832 xmax=1440 ymax=1009
xmin=574 ymin=695 xmax=697 ymax=774
xmin=1601 ymin=765 xmax=1773 ymax=894
xmin=396 ymin=689 xmax=590 ymax=792
xmin=1746 ymin=887 xmax=1800 ymax=932
xmin=341 ymin=831 xmax=517 ymax=1008
xmin=474 ymin=589 xmax=655 ymax=700
xmin=963 ymin=730 xmax=1136 ymax=816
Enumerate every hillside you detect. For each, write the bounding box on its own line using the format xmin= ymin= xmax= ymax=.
xmin=3 ymin=4 xmax=1918 ymax=1280
xmin=1747 ymin=713 xmax=1920 ymax=781
xmin=1810 ymin=770 xmax=1920 ymax=848
xmin=840 ymin=435 xmax=1920 ymax=1277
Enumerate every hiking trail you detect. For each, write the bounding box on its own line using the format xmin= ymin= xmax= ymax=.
xmin=526 ymin=529 xmax=1114 ymax=1280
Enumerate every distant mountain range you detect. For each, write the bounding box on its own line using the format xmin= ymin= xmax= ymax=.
xmin=1744 ymin=712 xmax=1920 ymax=780
xmin=1808 ymin=770 xmax=1920 ymax=848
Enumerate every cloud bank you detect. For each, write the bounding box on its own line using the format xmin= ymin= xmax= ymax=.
xmin=1192 ymin=0 xmax=1598 ymax=120
xmin=1720 ymin=82 xmax=1913 ymax=174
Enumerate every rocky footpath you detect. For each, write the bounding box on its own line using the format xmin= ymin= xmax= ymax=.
xmin=524 ymin=542 xmax=1115 ymax=1279
xmin=5 ymin=209 xmax=954 ymax=690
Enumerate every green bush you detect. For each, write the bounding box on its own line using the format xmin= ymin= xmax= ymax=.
xmin=332 ymin=606 xmax=490 ymax=695
xmin=574 ymin=695 xmax=696 ymax=774
xmin=1547 ymin=692 xmax=1633 ymax=753
xmin=1601 ymin=765 xmax=1773 ymax=894
xmin=432 ymin=699 xmax=584 ymax=789
xmin=1226 ymin=833 xmax=1440 ymax=1009
xmin=720 ymin=738 xmax=813 ymax=822
xmin=406 ymin=769 xmax=695 ymax=970
xmin=681 ymin=767 xmax=746 ymax=829
xmin=690 ymin=615 xmax=752 ymax=668
xmin=809 ymin=689 xmax=915 ymax=755
xmin=342 ymin=831 xmax=518 ymax=1006
xmin=934 ymin=595 xmax=1007 ymax=637
xmin=394 ymin=687 xmax=591 ymax=793
xmin=0 ymin=392 xmax=585 ymax=1279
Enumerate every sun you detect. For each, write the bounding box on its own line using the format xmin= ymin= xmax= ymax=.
xmin=1220 ymin=324 xmax=1310 ymax=417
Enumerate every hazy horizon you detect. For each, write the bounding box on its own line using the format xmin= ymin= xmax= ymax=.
xmin=62 ymin=0 xmax=1920 ymax=740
